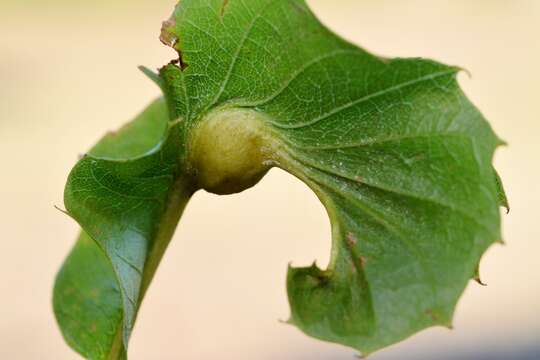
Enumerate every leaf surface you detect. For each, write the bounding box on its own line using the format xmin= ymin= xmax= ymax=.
xmin=159 ymin=0 xmax=503 ymax=354
xmin=54 ymin=98 xmax=195 ymax=359
xmin=55 ymin=0 xmax=505 ymax=358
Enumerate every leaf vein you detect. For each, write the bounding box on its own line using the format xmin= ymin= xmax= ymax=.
xmin=269 ymin=69 xmax=457 ymax=129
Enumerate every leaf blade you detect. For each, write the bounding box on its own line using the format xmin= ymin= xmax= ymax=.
xmin=56 ymin=0 xmax=506 ymax=357
xmin=54 ymin=99 xmax=194 ymax=359
xmin=160 ymin=0 xmax=504 ymax=354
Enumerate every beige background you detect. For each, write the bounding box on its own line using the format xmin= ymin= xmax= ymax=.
xmin=1 ymin=0 xmax=538 ymax=359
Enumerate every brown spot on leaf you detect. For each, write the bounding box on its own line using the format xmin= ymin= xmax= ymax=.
xmin=346 ymin=232 xmax=357 ymax=247
xmin=425 ymin=309 xmax=440 ymax=322
xmin=160 ymin=17 xmax=177 ymax=48
xmin=358 ymin=256 xmax=367 ymax=267
xmin=220 ymin=0 xmax=229 ymax=17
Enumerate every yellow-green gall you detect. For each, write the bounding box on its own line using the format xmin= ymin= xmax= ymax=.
xmin=188 ymin=108 xmax=278 ymax=195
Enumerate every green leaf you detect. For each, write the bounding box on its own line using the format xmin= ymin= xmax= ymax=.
xmin=88 ymin=96 xmax=169 ymax=160
xmin=493 ymin=167 xmax=509 ymax=213
xmin=159 ymin=0 xmax=504 ymax=355
xmin=55 ymin=0 xmax=506 ymax=358
xmin=54 ymin=98 xmax=195 ymax=359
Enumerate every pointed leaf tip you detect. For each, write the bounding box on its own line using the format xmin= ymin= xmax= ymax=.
xmin=138 ymin=65 xmax=163 ymax=88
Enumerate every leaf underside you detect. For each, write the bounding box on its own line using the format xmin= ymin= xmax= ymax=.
xmin=54 ymin=98 xmax=180 ymax=360
xmin=54 ymin=0 xmax=505 ymax=358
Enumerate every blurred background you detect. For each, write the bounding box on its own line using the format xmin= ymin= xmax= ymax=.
xmin=1 ymin=0 xmax=538 ymax=359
